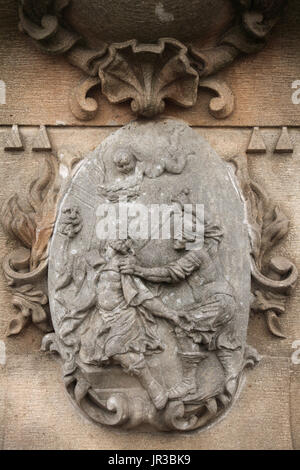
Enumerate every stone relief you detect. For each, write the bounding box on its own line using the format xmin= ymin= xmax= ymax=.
xmin=1 ymin=147 xmax=82 ymax=335
xmin=229 ymin=155 xmax=298 ymax=338
xmin=1 ymin=120 xmax=297 ymax=431
xmin=18 ymin=0 xmax=285 ymax=119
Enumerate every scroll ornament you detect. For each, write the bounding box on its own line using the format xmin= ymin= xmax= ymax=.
xmin=229 ymin=155 xmax=298 ymax=338
xmin=1 ymin=123 xmax=298 ymax=431
xmin=1 ymin=149 xmax=82 ymax=336
xmin=18 ymin=0 xmax=286 ymax=120
xmin=1 ymin=150 xmax=296 ymax=338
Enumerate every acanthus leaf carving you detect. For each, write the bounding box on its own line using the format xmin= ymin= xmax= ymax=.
xmin=8 ymin=283 xmax=50 ymax=337
xmin=3 ymin=247 xmax=50 ymax=336
xmin=228 ymin=154 xmax=298 ymax=338
xmin=1 ymin=147 xmax=83 ymax=336
xmin=1 ymin=196 xmax=36 ymax=250
xmin=1 ymin=121 xmax=297 ymax=432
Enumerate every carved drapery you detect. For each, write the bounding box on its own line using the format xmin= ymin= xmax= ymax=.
xmin=1 ymin=144 xmax=296 ymax=338
xmin=1 ymin=1 xmax=296 ymax=435
xmin=1 ymin=124 xmax=297 ymax=431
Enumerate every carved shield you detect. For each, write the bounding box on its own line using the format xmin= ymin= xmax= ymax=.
xmin=47 ymin=120 xmax=254 ymax=431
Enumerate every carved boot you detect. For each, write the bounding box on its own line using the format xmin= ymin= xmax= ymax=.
xmin=168 ymin=352 xmax=207 ymax=399
xmin=216 ymin=349 xmax=239 ymax=397
xmin=137 ymin=367 xmax=168 ymax=410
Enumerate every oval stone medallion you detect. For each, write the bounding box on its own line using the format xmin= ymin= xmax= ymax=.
xmin=48 ymin=120 xmax=252 ymax=431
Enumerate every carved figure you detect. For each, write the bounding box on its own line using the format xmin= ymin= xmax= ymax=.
xmin=1 ymin=120 xmax=296 ymax=431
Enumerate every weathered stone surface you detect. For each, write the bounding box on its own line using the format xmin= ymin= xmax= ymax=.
xmin=291 ymin=363 xmax=300 ymax=450
xmin=0 ymin=1 xmax=298 ymax=449
xmin=246 ymin=127 xmax=267 ymax=154
xmin=65 ymin=0 xmax=233 ymax=44
xmin=4 ymin=125 xmax=23 ymax=151
xmin=32 ymin=125 xmax=51 ymax=152
xmin=0 ymin=354 xmax=293 ymax=450
xmin=0 ymin=125 xmax=300 ymax=447
xmin=274 ymin=127 xmax=294 ymax=154
xmin=47 ymin=120 xmax=252 ymax=431
xmin=0 ymin=366 xmax=5 ymax=450
xmin=1 ymin=1 xmax=299 ymax=126
xmin=15 ymin=1 xmax=286 ymax=121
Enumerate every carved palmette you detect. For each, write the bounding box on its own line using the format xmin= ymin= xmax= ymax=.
xmin=18 ymin=0 xmax=285 ymax=120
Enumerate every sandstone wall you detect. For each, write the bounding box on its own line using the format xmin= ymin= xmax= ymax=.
xmin=0 ymin=0 xmax=299 ymax=450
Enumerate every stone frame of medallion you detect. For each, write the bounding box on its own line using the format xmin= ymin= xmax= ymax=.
xmin=0 ymin=0 xmax=297 ymax=448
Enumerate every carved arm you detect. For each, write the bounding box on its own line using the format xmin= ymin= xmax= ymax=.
xmin=119 ymin=249 xmax=209 ymax=283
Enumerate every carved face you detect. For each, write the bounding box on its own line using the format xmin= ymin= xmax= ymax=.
xmin=113 ymin=149 xmax=136 ymax=174
xmin=60 ymin=206 xmax=82 ymax=238
xmin=108 ymin=239 xmax=132 ymax=255
xmin=171 ymin=188 xmax=191 ymax=206
xmin=48 ymin=120 xmax=257 ymax=433
xmin=64 ymin=206 xmax=80 ymax=220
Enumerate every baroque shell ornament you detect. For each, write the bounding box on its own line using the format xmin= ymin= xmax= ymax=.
xmin=18 ymin=0 xmax=286 ymax=120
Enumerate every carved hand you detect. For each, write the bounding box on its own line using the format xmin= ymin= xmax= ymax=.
xmin=119 ymin=259 xmax=142 ymax=276
xmin=177 ymin=312 xmax=193 ymax=331
xmin=167 ymin=312 xmax=182 ymax=326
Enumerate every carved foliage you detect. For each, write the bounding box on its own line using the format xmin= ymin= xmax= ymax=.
xmin=1 ymin=148 xmax=82 ymax=336
xmin=2 ymin=157 xmax=58 ymax=270
xmin=229 ymin=155 xmax=298 ymax=338
xmin=9 ymin=278 xmax=49 ymax=336
xmin=1 ymin=126 xmax=297 ymax=432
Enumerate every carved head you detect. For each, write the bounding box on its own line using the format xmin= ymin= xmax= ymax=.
xmin=59 ymin=205 xmax=82 ymax=238
xmin=108 ymin=239 xmax=133 ymax=255
xmin=171 ymin=188 xmax=191 ymax=208
xmin=113 ymin=147 xmax=137 ymax=174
